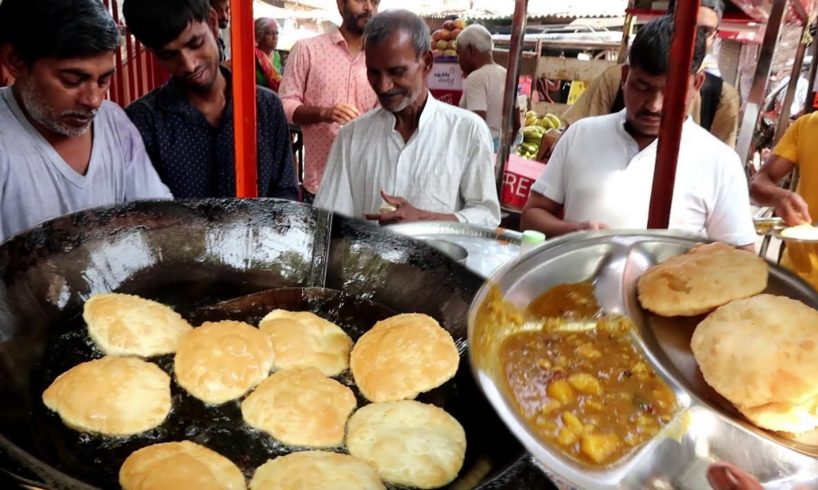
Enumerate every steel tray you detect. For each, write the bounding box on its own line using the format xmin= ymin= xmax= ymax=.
xmin=468 ymin=230 xmax=818 ymax=490
xmin=386 ymin=222 xmax=521 ymax=278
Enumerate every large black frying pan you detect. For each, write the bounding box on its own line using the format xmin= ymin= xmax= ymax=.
xmin=0 ymin=200 xmax=556 ymax=489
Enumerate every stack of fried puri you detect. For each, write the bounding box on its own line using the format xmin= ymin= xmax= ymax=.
xmin=638 ymin=241 xmax=818 ymax=433
xmin=691 ymin=295 xmax=818 ymax=433
xmin=352 ymin=313 xmax=467 ymax=488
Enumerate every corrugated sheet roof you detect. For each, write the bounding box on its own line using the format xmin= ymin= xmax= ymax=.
xmin=416 ymin=0 xmax=629 ymax=19
xmin=279 ymin=0 xmax=629 ymax=20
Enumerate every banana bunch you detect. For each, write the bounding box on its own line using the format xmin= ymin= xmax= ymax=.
xmin=523 ymin=111 xmax=561 ymax=130
xmin=516 ymin=111 xmax=562 ymax=160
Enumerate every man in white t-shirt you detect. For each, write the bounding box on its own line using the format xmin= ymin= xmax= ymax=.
xmin=0 ymin=0 xmax=171 ymax=244
xmin=520 ymin=16 xmax=755 ymax=248
xmin=456 ymin=25 xmax=508 ymax=149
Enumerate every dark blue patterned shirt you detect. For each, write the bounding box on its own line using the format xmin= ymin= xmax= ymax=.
xmin=125 ymin=68 xmax=298 ymax=200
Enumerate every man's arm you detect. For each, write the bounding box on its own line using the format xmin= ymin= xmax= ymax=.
xmin=522 ymin=125 xmax=606 ymax=235
xmin=365 ymin=191 xmax=459 ymax=225
xmin=262 ymin=94 xmax=299 ymax=200
xmin=750 ymin=155 xmax=810 ymax=225
xmin=750 ymin=117 xmax=812 ymax=225
xmin=452 ymin=123 xmax=501 ymax=226
xmin=278 ymin=41 xmax=361 ymax=126
xmin=521 ymin=192 xmax=606 ymax=236
xmin=366 ymin=123 xmax=500 ymax=226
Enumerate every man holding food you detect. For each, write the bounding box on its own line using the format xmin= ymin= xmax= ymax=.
xmin=750 ymin=112 xmax=818 ymax=287
xmin=315 ymin=10 xmax=500 ymax=227
xmin=279 ymin=0 xmax=380 ymax=202
xmin=520 ymin=16 xmax=755 ymax=249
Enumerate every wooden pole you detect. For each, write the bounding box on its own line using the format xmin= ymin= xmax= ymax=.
xmin=647 ymin=0 xmax=700 ymax=229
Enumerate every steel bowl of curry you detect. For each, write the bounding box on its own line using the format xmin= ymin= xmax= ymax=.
xmin=468 ymin=230 xmax=818 ymax=489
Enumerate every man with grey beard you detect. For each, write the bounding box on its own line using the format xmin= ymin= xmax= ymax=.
xmin=0 ymin=0 xmax=171 ymax=243
xmin=315 ymin=10 xmax=500 ymax=227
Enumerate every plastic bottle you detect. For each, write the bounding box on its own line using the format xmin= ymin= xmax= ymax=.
xmin=520 ymin=230 xmax=546 ymax=256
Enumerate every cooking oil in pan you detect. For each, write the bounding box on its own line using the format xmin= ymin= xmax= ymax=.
xmin=25 ymin=290 xmax=489 ymax=489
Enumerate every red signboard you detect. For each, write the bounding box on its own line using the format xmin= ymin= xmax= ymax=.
xmin=500 ymin=155 xmax=546 ymax=210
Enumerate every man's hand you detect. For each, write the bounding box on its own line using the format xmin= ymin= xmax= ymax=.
xmin=707 ymin=463 xmax=763 ymax=490
xmin=774 ymin=190 xmax=812 ymax=226
xmin=365 ymin=192 xmax=426 ymax=226
xmin=576 ymin=220 xmax=609 ymax=232
xmin=322 ymin=103 xmax=361 ymax=125
xmin=536 ymin=128 xmax=562 ymax=162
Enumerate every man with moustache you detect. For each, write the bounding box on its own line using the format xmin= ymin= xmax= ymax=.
xmin=538 ymin=0 xmax=740 ymax=161
xmin=279 ymin=0 xmax=380 ymax=202
xmin=123 ymin=0 xmax=298 ymax=200
xmin=520 ymin=16 xmax=755 ymax=249
xmin=210 ymin=0 xmax=230 ymax=61
xmin=315 ymin=10 xmax=500 ymax=227
xmin=0 ymin=0 xmax=171 ymax=243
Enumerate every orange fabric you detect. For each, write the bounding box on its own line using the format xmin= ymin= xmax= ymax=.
xmin=255 ymin=47 xmax=281 ymax=92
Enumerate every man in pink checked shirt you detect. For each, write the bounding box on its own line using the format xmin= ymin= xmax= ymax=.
xmin=279 ymin=0 xmax=380 ymax=202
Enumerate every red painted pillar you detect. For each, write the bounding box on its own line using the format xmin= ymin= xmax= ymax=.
xmin=231 ymin=0 xmax=258 ymax=198
xmin=647 ymin=0 xmax=700 ymax=229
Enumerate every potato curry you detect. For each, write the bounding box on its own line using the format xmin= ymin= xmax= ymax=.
xmin=501 ymin=283 xmax=677 ymax=467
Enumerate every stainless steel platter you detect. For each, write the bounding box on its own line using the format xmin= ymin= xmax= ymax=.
xmin=468 ymin=230 xmax=818 ymax=490
xmin=386 ymin=222 xmax=522 ymax=278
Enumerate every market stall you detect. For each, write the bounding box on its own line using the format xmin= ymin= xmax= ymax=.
xmin=2 ymin=0 xmax=818 ymax=488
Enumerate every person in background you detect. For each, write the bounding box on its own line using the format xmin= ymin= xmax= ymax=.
xmin=279 ymin=0 xmax=379 ymax=202
xmin=538 ymin=0 xmax=739 ymax=160
xmin=521 ymin=17 xmax=755 ymax=249
xmin=123 ymin=0 xmax=297 ymax=200
xmin=456 ymin=24 xmax=508 ymax=150
xmin=315 ymin=10 xmax=500 ymax=227
xmin=750 ymin=111 xmax=818 ymax=286
xmin=254 ymin=17 xmax=283 ymax=92
xmin=210 ymin=0 xmax=230 ymax=62
xmin=0 ymin=0 xmax=171 ymax=243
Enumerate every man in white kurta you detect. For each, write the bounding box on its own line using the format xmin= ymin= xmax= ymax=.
xmin=520 ymin=16 xmax=755 ymax=248
xmin=315 ymin=10 xmax=501 ymax=227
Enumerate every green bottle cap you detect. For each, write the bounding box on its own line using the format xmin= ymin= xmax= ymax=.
xmin=521 ymin=230 xmax=546 ymax=245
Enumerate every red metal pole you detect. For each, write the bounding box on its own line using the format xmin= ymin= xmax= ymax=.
xmin=647 ymin=0 xmax=700 ymax=229
xmin=231 ymin=0 xmax=258 ymax=198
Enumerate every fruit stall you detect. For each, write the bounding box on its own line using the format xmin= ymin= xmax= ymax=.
xmin=427 ymin=17 xmax=469 ymax=105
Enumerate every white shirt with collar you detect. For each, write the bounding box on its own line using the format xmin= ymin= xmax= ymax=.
xmin=531 ymin=110 xmax=756 ymax=246
xmin=315 ymin=94 xmax=501 ymax=227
